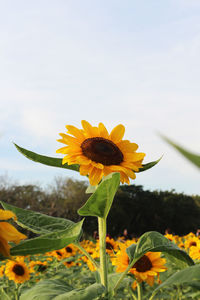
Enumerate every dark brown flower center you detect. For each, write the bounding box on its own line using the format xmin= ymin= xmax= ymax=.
xmin=65 ymin=246 xmax=73 ymax=253
xmin=12 ymin=264 xmax=25 ymax=276
xmin=56 ymin=251 xmax=62 ymax=256
xmin=81 ymin=137 xmax=123 ymax=165
xmin=133 ymin=255 xmax=152 ymax=272
xmin=189 ymin=242 xmax=197 ymax=247
xmin=106 ymin=242 xmax=114 ymax=250
xmin=38 ymin=264 xmax=47 ymax=272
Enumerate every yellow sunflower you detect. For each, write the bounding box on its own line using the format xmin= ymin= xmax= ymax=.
xmin=5 ymin=257 xmax=30 ymax=283
xmin=57 ymin=120 xmax=145 ymax=185
xmin=189 ymin=246 xmax=200 ymax=260
xmin=112 ymin=245 xmax=167 ymax=286
xmin=184 ymin=236 xmax=200 ymax=250
xmin=0 ymin=209 xmax=27 ymax=257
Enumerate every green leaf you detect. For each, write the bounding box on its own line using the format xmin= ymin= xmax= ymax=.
xmin=14 ymin=143 xmax=79 ymax=172
xmin=138 ymin=156 xmax=163 ymax=172
xmin=10 ymin=219 xmax=83 ymax=255
xmin=127 ymin=231 xmax=194 ymax=267
xmin=20 ymin=279 xmax=73 ymax=300
xmin=85 ymin=184 xmax=98 ymax=194
xmin=153 ymin=264 xmax=200 ymax=294
xmin=1 ymin=202 xmax=83 ymax=255
xmin=20 ymin=280 xmax=105 ymax=300
xmin=160 ymin=135 xmax=200 ymax=168
xmin=78 ymin=173 xmax=120 ymax=218
xmin=1 ymin=201 xmax=75 ymax=234
xmin=0 ymin=289 xmax=10 ymax=300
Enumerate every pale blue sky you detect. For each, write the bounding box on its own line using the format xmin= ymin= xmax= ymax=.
xmin=1 ymin=0 xmax=200 ymax=194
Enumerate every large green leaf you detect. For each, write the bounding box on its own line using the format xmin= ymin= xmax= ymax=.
xmin=153 ymin=264 xmax=200 ymax=295
xmin=126 ymin=231 xmax=194 ymax=268
xmin=20 ymin=279 xmax=105 ymax=300
xmin=78 ymin=173 xmax=120 ymax=218
xmin=14 ymin=143 xmax=79 ymax=172
xmin=138 ymin=156 xmax=163 ymax=172
xmin=160 ymin=135 xmax=200 ymax=168
xmin=20 ymin=279 xmax=73 ymax=300
xmin=1 ymin=201 xmax=75 ymax=234
xmin=1 ymin=202 xmax=83 ymax=256
xmin=10 ymin=220 xmax=83 ymax=256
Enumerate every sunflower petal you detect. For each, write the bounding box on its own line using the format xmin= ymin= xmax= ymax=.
xmin=66 ymin=125 xmax=85 ymax=141
xmin=98 ymin=123 xmax=109 ymax=138
xmin=0 ymin=209 xmax=16 ymax=221
xmin=110 ymin=124 xmax=125 ymax=143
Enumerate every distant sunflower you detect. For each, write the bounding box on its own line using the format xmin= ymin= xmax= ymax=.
xmin=5 ymin=258 xmax=30 ymax=283
xmin=57 ymin=121 xmax=145 ymax=185
xmin=96 ymin=236 xmax=118 ymax=255
xmin=112 ymin=245 xmax=166 ymax=286
xmin=189 ymin=246 xmax=200 ymax=260
xmin=185 ymin=236 xmax=200 ymax=250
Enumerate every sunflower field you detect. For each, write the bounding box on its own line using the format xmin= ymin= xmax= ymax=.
xmin=0 ymin=232 xmax=200 ymax=299
xmin=0 ymin=120 xmax=200 ymax=299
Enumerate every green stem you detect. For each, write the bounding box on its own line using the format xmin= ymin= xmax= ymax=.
xmin=98 ymin=217 xmax=108 ymax=290
xmin=129 ymin=287 xmax=137 ymax=300
xmin=137 ymin=283 xmax=142 ymax=300
xmin=149 ymin=294 xmax=156 ymax=300
xmin=15 ymin=283 xmax=19 ymax=300
xmin=73 ymin=242 xmax=99 ymax=270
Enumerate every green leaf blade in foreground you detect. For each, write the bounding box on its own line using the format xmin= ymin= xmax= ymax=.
xmin=127 ymin=231 xmax=194 ymax=268
xmin=14 ymin=143 xmax=79 ymax=172
xmin=0 ymin=201 xmax=83 ymax=256
xmin=10 ymin=219 xmax=83 ymax=256
xmin=160 ymin=135 xmax=200 ymax=168
xmin=20 ymin=279 xmax=105 ymax=300
xmin=1 ymin=201 xmax=74 ymax=234
xmin=138 ymin=156 xmax=163 ymax=172
xmin=153 ymin=264 xmax=200 ymax=295
xmin=78 ymin=173 xmax=120 ymax=218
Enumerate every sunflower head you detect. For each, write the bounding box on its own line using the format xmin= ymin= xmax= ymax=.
xmin=5 ymin=258 xmax=30 ymax=283
xmin=57 ymin=120 xmax=145 ymax=185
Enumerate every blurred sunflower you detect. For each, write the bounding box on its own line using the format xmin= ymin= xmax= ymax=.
xmin=112 ymin=245 xmax=166 ymax=286
xmin=5 ymin=257 xmax=30 ymax=283
xmin=57 ymin=120 xmax=145 ymax=185
xmin=29 ymin=260 xmax=48 ymax=274
xmin=0 ymin=209 xmax=27 ymax=257
xmin=189 ymin=246 xmax=200 ymax=260
xmin=185 ymin=236 xmax=200 ymax=250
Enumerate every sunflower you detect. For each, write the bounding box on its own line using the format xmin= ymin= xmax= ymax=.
xmin=184 ymin=236 xmax=200 ymax=250
xmin=189 ymin=246 xmax=200 ymax=260
xmin=0 ymin=209 xmax=27 ymax=257
xmin=57 ymin=120 xmax=145 ymax=185
xmin=29 ymin=260 xmax=48 ymax=274
xmin=96 ymin=236 xmax=119 ymax=255
xmin=5 ymin=257 xmax=30 ymax=283
xmin=112 ymin=245 xmax=167 ymax=286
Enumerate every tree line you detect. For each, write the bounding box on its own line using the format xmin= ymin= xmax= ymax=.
xmin=0 ymin=175 xmax=200 ymax=237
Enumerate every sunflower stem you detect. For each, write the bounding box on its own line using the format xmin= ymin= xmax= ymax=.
xmin=137 ymin=282 xmax=142 ymax=300
xmin=73 ymin=242 xmax=99 ymax=270
xmin=98 ymin=217 xmax=108 ymax=290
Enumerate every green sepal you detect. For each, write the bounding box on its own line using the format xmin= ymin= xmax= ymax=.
xmin=160 ymin=135 xmax=200 ymax=168
xmin=126 ymin=231 xmax=194 ymax=268
xmin=138 ymin=156 xmax=163 ymax=172
xmin=78 ymin=173 xmax=120 ymax=218
xmin=14 ymin=143 xmax=79 ymax=172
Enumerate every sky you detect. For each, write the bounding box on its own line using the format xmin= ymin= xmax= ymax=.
xmin=0 ymin=0 xmax=200 ymax=195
